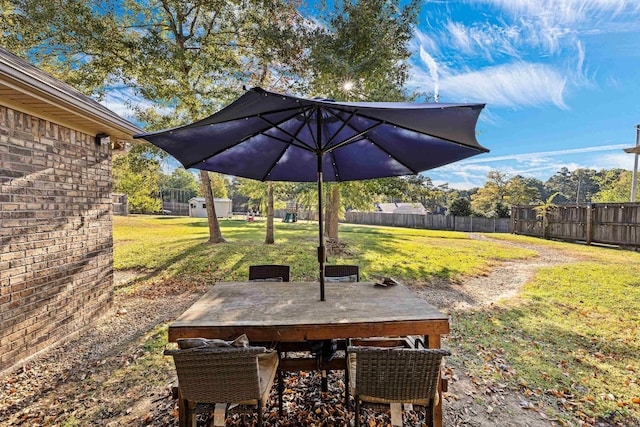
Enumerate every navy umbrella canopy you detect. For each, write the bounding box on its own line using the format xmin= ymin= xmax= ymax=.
xmin=134 ymin=87 xmax=488 ymax=300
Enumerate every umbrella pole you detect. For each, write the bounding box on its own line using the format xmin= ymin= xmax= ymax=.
xmin=317 ymin=153 xmax=326 ymax=302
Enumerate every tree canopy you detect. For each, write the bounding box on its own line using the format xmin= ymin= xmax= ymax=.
xmin=112 ymin=145 xmax=162 ymax=213
xmin=160 ymin=169 xmax=201 ymax=198
xmin=2 ymin=1 xmax=636 ymax=221
xmin=593 ymin=169 xmax=633 ymax=202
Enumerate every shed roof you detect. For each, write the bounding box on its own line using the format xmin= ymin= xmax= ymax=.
xmin=189 ymin=197 xmax=232 ymax=202
xmin=376 ymin=202 xmax=426 ymax=213
xmin=0 ymin=47 xmax=142 ymax=141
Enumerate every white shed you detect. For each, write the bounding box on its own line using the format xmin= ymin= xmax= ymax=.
xmin=188 ymin=197 xmax=233 ymax=218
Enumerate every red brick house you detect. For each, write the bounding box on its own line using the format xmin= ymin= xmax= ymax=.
xmin=0 ymin=47 xmax=141 ymax=372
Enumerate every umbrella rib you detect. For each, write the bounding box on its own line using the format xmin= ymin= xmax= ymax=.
xmin=182 ymin=131 xmax=307 ymax=169
xmin=259 ymin=142 xmax=291 ymax=182
xmin=134 ymin=104 xmax=304 ymax=137
xmin=257 ymin=112 xmax=316 ymax=152
xmin=258 ymin=108 xmax=316 ymax=181
xmin=196 ymin=105 xmax=304 ymax=129
xmin=323 ymin=107 xmax=383 ymax=151
xmin=305 ymin=107 xmax=320 ymax=150
xmin=326 ymin=122 xmax=384 ymax=152
xmin=323 ymin=109 xmax=420 ymax=174
xmin=324 ymin=109 xmax=358 ymax=149
xmin=364 ymin=135 xmax=419 ymax=174
xmin=351 ymin=110 xmax=488 ymax=152
xmin=182 ymin=107 xmax=314 ymax=168
xmin=324 ymin=108 xmax=487 ymax=175
xmin=333 ymin=123 xmax=421 ymax=174
xmin=328 ymin=149 xmax=341 ymax=181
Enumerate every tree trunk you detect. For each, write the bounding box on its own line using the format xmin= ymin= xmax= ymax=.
xmin=200 ymin=170 xmax=225 ymax=243
xmin=325 ymin=186 xmax=340 ymax=239
xmin=265 ymin=181 xmax=274 ymax=244
xmin=329 ymin=187 xmax=340 ymax=238
xmin=324 ymin=187 xmax=333 ymax=238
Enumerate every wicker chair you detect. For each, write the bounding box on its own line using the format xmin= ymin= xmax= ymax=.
xmin=248 ymin=264 xmax=290 ymax=282
xmin=347 ymin=346 xmax=451 ymax=427
xmin=165 ymin=346 xmax=279 ymax=427
xmin=325 ymin=264 xmax=359 ymax=282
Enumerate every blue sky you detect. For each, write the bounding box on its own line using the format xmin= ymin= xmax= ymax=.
xmin=407 ymin=0 xmax=640 ymax=189
xmin=102 ymin=0 xmax=640 ymax=190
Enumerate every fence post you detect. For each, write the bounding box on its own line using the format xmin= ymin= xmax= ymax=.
xmin=586 ymin=203 xmax=593 ymax=245
xmin=510 ymin=208 xmax=516 ymax=234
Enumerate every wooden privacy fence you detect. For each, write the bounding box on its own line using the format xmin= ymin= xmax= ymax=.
xmin=343 ymin=211 xmax=511 ymax=233
xmin=511 ymin=203 xmax=640 ymax=249
xmin=274 ymin=209 xmax=318 ymax=221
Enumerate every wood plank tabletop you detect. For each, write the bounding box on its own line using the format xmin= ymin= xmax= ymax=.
xmin=168 ymin=282 xmax=449 ymax=342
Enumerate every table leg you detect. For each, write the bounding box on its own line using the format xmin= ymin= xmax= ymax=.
xmin=428 ymin=334 xmax=443 ymax=427
xmin=177 ymin=389 xmax=191 ymax=427
xmin=278 ymin=368 xmax=284 ymax=415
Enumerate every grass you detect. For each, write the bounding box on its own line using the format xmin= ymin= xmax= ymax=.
xmin=113 ymin=215 xmax=535 ymax=285
xmin=113 ymin=215 xmax=640 ymax=425
xmin=452 ymin=245 xmax=640 ymax=425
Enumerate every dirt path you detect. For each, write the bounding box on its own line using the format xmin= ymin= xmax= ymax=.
xmin=428 ymin=235 xmax=578 ymax=427
xmin=0 ymin=236 xmax=579 ymax=426
xmin=416 ymin=234 xmax=576 ymax=311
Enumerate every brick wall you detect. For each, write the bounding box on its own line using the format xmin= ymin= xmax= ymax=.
xmin=0 ymin=106 xmax=113 ymax=372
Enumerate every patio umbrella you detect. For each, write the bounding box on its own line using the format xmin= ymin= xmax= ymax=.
xmin=134 ymin=87 xmax=488 ymax=301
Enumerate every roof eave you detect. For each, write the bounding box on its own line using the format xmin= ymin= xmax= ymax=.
xmin=0 ymin=48 xmax=142 ymax=141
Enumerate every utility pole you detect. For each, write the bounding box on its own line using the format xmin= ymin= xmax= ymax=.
xmin=624 ymin=125 xmax=640 ymax=202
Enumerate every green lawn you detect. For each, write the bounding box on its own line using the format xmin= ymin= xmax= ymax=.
xmin=113 ymin=215 xmax=535 ymax=284
xmin=113 ymin=215 xmax=640 ymax=425
xmin=451 ymin=238 xmax=640 ymax=425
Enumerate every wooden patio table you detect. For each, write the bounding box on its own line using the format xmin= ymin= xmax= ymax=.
xmin=168 ymin=281 xmax=450 ymax=427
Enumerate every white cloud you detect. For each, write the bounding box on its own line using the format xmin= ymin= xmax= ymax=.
xmin=474 ymin=0 xmax=640 ymax=52
xmin=475 ymin=107 xmax=502 ymax=127
xmin=444 ymin=20 xmax=521 ymax=61
xmin=412 ymin=28 xmax=440 ymax=54
xmin=433 ymin=162 xmax=494 ymax=188
xmin=438 ymin=62 xmax=567 ymax=108
xmin=462 ymin=144 xmax=629 ymax=164
xmin=576 ymin=40 xmax=585 ymax=74
xmin=475 ymin=0 xmax=639 ymax=25
xmin=419 ymin=47 xmax=440 ymax=102
xmin=589 ymin=152 xmax=637 ymax=170
xmin=428 ymin=144 xmax=635 ymax=189
xmin=411 ymin=0 xmax=640 ymax=109
xmin=447 ymin=22 xmax=472 ymax=53
xmin=431 ymin=179 xmax=479 ymax=191
xmin=406 ymin=65 xmax=432 ymax=96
